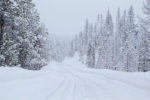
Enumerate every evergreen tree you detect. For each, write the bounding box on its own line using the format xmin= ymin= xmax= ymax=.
xmin=103 ymin=10 xmax=114 ymax=69
xmin=139 ymin=0 xmax=150 ymax=72
xmin=86 ymin=42 xmax=95 ymax=68
xmin=96 ymin=15 xmax=105 ymax=69
xmin=0 ymin=0 xmax=19 ymax=66
xmin=114 ymin=7 xmax=121 ymax=66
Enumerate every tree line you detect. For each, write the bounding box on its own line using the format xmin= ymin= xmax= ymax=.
xmin=70 ymin=0 xmax=150 ymax=72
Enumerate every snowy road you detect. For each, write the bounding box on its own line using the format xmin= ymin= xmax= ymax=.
xmin=0 ymin=56 xmax=150 ymax=100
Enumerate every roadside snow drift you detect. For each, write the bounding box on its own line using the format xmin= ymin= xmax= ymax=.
xmin=0 ymin=56 xmax=150 ymax=100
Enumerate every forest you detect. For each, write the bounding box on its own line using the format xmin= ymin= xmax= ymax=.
xmin=0 ymin=0 xmax=150 ymax=100
xmin=0 ymin=0 xmax=150 ymax=72
xmin=53 ymin=1 xmax=150 ymax=72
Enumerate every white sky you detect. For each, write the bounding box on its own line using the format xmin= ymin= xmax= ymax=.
xmin=33 ymin=0 xmax=144 ymax=38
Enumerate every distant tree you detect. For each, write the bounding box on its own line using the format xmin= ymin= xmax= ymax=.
xmin=139 ymin=0 xmax=150 ymax=72
xmin=86 ymin=42 xmax=95 ymax=68
xmin=69 ymin=5 xmax=147 ymax=72
xmin=103 ymin=10 xmax=114 ymax=69
xmin=114 ymin=7 xmax=121 ymax=66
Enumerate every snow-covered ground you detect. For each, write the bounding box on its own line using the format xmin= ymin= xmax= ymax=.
xmin=0 ymin=55 xmax=150 ymax=100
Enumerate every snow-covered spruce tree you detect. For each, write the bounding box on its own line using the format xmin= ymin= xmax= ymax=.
xmin=33 ymin=24 xmax=51 ymax=67
xmin=102 ymin=10 xmax=114 ymax=69
xmin=121 ymin=6 xmax=139 ymax=72
xmin=139 ymin=0 xmax=150 ymax=72
xmin=95 ymin=14 xmax=106 ymax=69
xmin=15 ymin=0 xmax=38 ymax=69
xmin=116 ymin=10 xmax=128 ymax=70
xmin=86 ymin=42 xmax=95 ymax=68
xmin=114 ymin=8 xmax=121 ymax=67
xmin=74 ymin=19 xmax=91 ymax=63
xmin=81 ymin=20 xmax=90 ymax=59
xmin=78 ymin=32 xmax=85 ymax=63
xmin=68 ymin=40 xmax=75 ymax=57
xmin=84 ymin=19 xmax=90 ymax=47
xmin=0 ymin=0 xmax=20 ymax=66
xmin=14 ymin=0 xmax=51 ymax=70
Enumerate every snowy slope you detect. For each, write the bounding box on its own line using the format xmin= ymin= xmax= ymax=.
xmin=0 ymin=55 xmax=150 ymax=100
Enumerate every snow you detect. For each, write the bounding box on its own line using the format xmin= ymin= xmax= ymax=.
xmin=0 ymin=55 xmax=150 ymax=100
xmin=10 ymin=0 xmax=17 ymax=6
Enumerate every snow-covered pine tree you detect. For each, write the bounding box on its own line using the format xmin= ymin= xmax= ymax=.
xmin=139 ymin=0 xmax=150 ymax=72
xmin=95 ymin=14 xmax=106 ymax=69
xmin=0 ymin=0 xmax=19 ymax=66
xmin=123 ymin=6 xmax=139 ymax=72
xmin=86 ymin=42 xmax=95 ymax=68
xmin=103 ymin=10 xmax=114 ymax=69
xmin=78 ymin=32 xmax=85 ymax=63
xmin=33 ymin=23 xmax=51 ymax=68
xmin=14 ymin=0 xmax=50 ymax=70
xmin=74 ymin=19 xmax=91 ymax=64
xmin=15 ymin=0 xmax=37 ymax=69
xmin=114 ymin=8 xmax=121 ymax=67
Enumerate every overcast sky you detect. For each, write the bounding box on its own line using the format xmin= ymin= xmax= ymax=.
xmin=33 ymin=0 xmax=144 ymax=38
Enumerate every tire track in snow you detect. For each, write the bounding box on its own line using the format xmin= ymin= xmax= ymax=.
xmin=63 ymin=63 xmax=150 ymax=100
xmin=42 ymin=61 xmax=150 ymax=100
xmin=43 ymin=75 xmax=66 ymax=100
xmin=65 ymin=63 xmax=150 ymax=91
xmin=43 ymin=66 xmax=81 ymax=100
xmin=63 ymin=65 xmax=117 ymax=100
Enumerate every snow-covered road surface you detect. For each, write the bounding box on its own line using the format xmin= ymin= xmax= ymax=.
xmin=0 ymin=56 xmax=150 ymax=100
